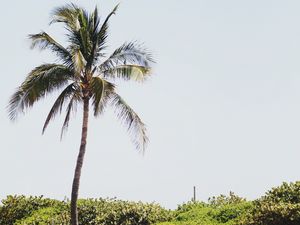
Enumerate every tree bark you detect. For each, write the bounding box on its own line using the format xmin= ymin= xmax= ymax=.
xmin=71 ymin=97 xmax=89 ymax=225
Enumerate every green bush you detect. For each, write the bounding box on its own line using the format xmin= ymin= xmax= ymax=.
xmin=173 ymin=202 xmax=217 ymax=224
xmin=157 ymin=193 xmax=252 ymax=225
xmin=208 ymin=202 xmax=252 ymax=224
xmin=0 ymin=196 xmax=171 ymax=225
xmin=0 ymin=195 xmax=66 ymax=225
xmin=78 ymin=198 xmax=172 ymax=225
xmin=15 ymin=207 xmax=69 ymax=225
xmin=239 ymin=181 xmax=300 ymax=225
xmin=208 ymin=192 xmax=252 ymax=224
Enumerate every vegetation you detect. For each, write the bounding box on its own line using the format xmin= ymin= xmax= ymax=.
xmin=0 ymin=196 xmax=171 ymax=225
xmin=157 ymin=193 xmax=252 ymax=225
xmin=238 ymin=181 xmax=300 ymax=225
xmin=1 ymin=182 xmax=300 ymax=225
xmin=8 ymin=3 xmax=153 ymax=225
xmin=0 ymin=196 xmax=66 ymax=225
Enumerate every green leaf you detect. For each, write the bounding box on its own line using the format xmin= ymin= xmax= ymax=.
xmin=90 ymin=77 xmax=115 ymax=116
xmin=8 ymin=64 xmax=74 ymax=121
xmin=110 ymin=93 xmax=148 ymax=152
xmin=100 ymin=42 xmax=154 ymax=71
xmin=29 ymin=32 xmax=72 ymax=66
xmin=102 ymin=64 xmax=151 ymax=82
xmin=42 ymin=82 xmax=80 ymax=134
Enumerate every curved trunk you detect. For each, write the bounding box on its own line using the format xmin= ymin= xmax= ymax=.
xmin=71 ymin=98 xmax=89 ymax=225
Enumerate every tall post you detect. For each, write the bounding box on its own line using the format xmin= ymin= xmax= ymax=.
xmin=193 ymin=186 xmax=196 ymax=202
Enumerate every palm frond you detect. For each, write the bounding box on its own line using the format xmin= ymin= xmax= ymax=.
xmin=29 ymin=32 xmax=72 ymax=66
xmin=76 ymin=8 xmax=94 ymax=60
xmin=50 ymin=3 xmax=81 ymax=31
xmin=89 ymin=6 xmax=99 ymax=35
xmin=100 ymin=42 xmax=154 ymax=73
xmin=51 ymin=4 xmax=90 ymax=60
xmin=78 ymin=27 xmax=91 ymax=60
xmin=85 ymin=7 xmax=100 ymax=70
xmin=86 ymin=4 xmax=118 ymax=70
xmin=97 ymin=5 xmax=119 ymax=55
xmin=42 ymin=82 xmax=80 ymax=133
xmin=90 ymin=77 xmax=115 ymax=116
xmin=97 ymin=4 xmax=118 ymax=47
xmin=70 ymin=47 xmax=86 ymax=76
xmin=8 ymin=64 xmax=74 ymax=121
xmin=102 ymin=64 xmax=151 ymax=82
xmin=77 ymin=8 xmax=89 ymax=29
xmin=60 ymin=91 xmax=80 ymax=139
xmin=110 ymin=93 xmax=148 ymax=152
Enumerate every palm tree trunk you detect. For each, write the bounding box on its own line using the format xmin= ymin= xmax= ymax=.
xmin=71 ymin=97 xmax=89 ymax=225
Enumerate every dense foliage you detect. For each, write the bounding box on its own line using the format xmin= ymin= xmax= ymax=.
xmin=238 ymin=181 xmax=300 ymax=225
xmin=0 ymin=196 xmax=171 ymax=225
xmin=1 ymin=182 xmax=300 ymax=225
xmin=0 ymin=195 xmax=66 ymax=225
xmin=157 ymin=192 xmax=252 ymax=225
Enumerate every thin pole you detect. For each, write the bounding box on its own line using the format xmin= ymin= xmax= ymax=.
xmin=193 ymin=186 xmax=196 ymax=202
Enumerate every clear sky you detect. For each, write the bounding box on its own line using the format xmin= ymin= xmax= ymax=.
xmin=1 ymin=0 xmax=300 ymax=209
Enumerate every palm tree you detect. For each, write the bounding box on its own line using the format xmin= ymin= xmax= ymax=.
xmin=8 ymin=4 xmax=153 ymax=225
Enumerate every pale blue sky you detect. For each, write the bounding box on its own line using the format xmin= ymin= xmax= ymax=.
xmin=1 ymin=0 xmax=300 ymax=209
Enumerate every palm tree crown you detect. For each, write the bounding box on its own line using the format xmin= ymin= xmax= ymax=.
xmin=8 ymin=3 xmax=153 ymax=151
